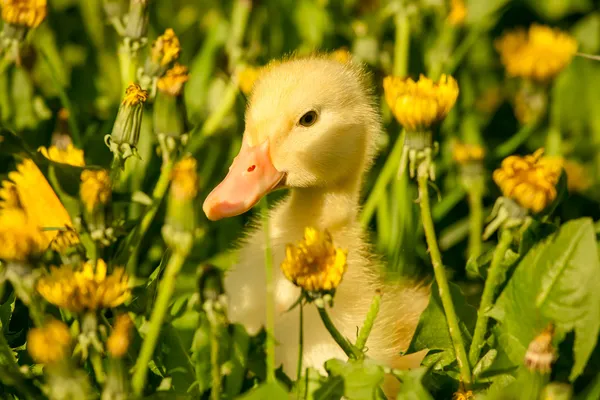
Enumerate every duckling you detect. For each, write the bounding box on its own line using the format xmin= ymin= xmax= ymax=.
xmin=203 ymin=55 xmax=429 ymax=396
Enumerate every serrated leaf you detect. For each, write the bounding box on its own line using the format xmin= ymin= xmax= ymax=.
xmin=489 ymin=218 xmax=600 ymax=381
xmin=406 ymin=282 xmax=477 ymax=373
xmin=323 ymin=358 xmax=385 ymax=400
xmin=225 ymin=324 xmax=250 ymax=398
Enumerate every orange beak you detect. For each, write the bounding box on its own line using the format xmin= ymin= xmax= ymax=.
xmin=203 ymin=138 xmax=285 ymax=221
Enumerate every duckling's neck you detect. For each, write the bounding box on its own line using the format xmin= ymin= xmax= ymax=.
xmin=277 ymin=177 xmax=361 ymax=232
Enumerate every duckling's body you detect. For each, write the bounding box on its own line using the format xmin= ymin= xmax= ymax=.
xmin=203 ymin=56 xmax=429 ymax=396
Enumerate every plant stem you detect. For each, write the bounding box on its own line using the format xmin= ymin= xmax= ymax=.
xmin=468 ymin=229 xmax=513 ymax=366
xmin=493 ymin=122 xmax=538 ymax=159
xmin=355 ymin=292 xmax=382 ymax=353
xmin=466 ymin=186 xmax=483 ymax=262
xmin=210 ymin=325 xmax=222 ymax=400
xmin=131 ymin=251 xmax=187 ymax=396
xmin=417 ymin=170 xmax=472 ymax=387
xmin=296 ymin=302 xmax=303 ymax=393
xmin=393 ymin=10 xmax=409 ymax=77
xmin=126 ymin=161 xmax=173 ymax=275
xmin=118 ymin=44 xmax=138 ymax=93
xmin=360 ymin=131 xmax=405 ymax=227
xmin=260 ymin=198 xmax=276 ymax=383
xmin=316 ymin=303 xmax=361 ymax=359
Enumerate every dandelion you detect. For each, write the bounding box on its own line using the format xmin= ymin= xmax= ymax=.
xmin=452 ymin=389 xmax=474 ymax=400
xmin=493 ymin=149 xmax=563 ymax=213
xmin=122 ymin=83 xmax=148 ymax=106
xmin=524 ymin=324 xmax=556 ymax=373
xmin=107 ymin=314 xmax=133 ymax=358
xmin=0 ymin=208 xmax=46 ymax=261
xmin=27 ymin=319 xmax=71 ymax=364
xmin=150 ymin=28 xmax=181 ymax=67
xmin=448 ymin=0 xmax=467 ymax=26
xmin=37 ymin=259 xmax=130 ymax=313
xmin=237 ymin=65 xmax=262 ymax=96
xmin=330 ymin=48 xmax=351 ymax=64
xmin=563 ymin=159 xmax=591 ymax=193
xmin=280 ymin=227 xmax=347 ymax=294
xmin=1 ymin=0 xmax=47 ymax=29
xmin=452 ymin=142 xmax=485 ymax=165
xmin=38 ymin=144 xmax=85 ymax=167
xmin=383 ymin=74 xmax=459 ymax=133
xmin=80 ymin=170 xmax=111 ymax=213
xmin=1 ymin=159 xmax=79 ymax=252
xmin=171 ymin=156 xmax=199 ymax=201
xmin=495 ymin=24 xmax=577 ymax=82
xmin=157 ymin=63 xmax=189 ymax=97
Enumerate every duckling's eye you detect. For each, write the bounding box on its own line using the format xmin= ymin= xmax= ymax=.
xmin=299 ymin=110 xmax=318 ymax=127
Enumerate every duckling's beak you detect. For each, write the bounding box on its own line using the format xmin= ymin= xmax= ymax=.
xmin=203 ymin=138 xmax=285 ymax=221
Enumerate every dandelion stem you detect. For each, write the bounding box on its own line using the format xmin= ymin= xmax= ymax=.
xmin=260 ymin=198 xmax=276 ymax=383
xmin=126 ymin=160 xmax=173 ymax=275
xmin=466 ymin=186 xmax=483 ymax=263
xmin=393 ymin=10 xmax=409 ymax=77
xmin=131 ymin=251 xmax=187 ymax=396
xmin=417 ymin=168 xmax=472 ymax=387
xmin=316 ymin=303 xmax=361 ymax=359
xmin=468 ymin=229 xmax=513 ymax=366
xmin=355 ymin=291 xmax=382 ymax=354
xmin=210 ymin=323 xmax=222 ymax=400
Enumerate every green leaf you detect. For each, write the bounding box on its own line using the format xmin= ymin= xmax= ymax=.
xmin=395 ymin=368 xmax=434 ymax=400
xmin=524 ymin=0 xmax=593 ymax=20
xmin=323 ymin=358 xmax=385 ymax=400
xmin=225 ymin=324 xmax=251 ymax=398
xmin=406 ymin=282 xmax=477 ymax=373
xmin=489 ymin=218 xmax=600 ymax=381
xmin=236 ymin=381 xmax=289 ymax=400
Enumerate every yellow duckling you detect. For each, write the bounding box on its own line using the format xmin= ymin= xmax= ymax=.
xmin=203 ymin=55 xmax=428 ymax=397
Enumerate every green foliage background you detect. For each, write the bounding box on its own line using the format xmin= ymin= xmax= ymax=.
xmin=1 ymin=0 xmax=600 ymax=399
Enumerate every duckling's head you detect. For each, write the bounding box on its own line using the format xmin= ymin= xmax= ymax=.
xmin=203 ymin=56 xmax=382 ymax=221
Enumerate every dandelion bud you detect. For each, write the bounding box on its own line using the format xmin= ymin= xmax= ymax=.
xmin=197 ymin=264 xmax=224 ymax=305
xmin=107 ymin=314 xmax=133 ymax=358
xmin=105 ymin=83 xmax=148 ymax=166
xmin=162 ymin=156 xmax=198 ymax=254
xmin=143 ymin=28 xmax=181 ymax=77
xmin=525 ymin=324 xmax=556 ymax=374
xmin=102 ymin=0 xmax=128 ymax=20
xmin=124 ymin=0 xmax=149 ymax=43
xmin=157 ymin=63 xmax=189 ymax=97
xmin=280 ymin=227 xmax=347 ymax=298
xmin=452 ymin=142 xmax=485 ymax=165
xmin=80 ymin=170 xmax=114 ymax=246
xmin=27 ymin=319 xmax=72 ymax=364
xmin=447 ymin=0 xmax=466 ymax=26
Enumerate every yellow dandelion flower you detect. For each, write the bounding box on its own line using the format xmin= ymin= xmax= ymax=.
xmin=171 ymin=156 xmax=198 ymax=201
xmin=281 ymin=227 xmax=347 ymax=293
xmin=151 ymin=28 xmax=181 ymax=67
xmin=495 ymin=24 xmax=578 ymax=82
xmin=80 ymin=170 xmax=111 ymax=213
xmin=0 ymin=208 xmax=46 ymax=261
xmin=563 ymin=159 xmax=591 ymax=193
xmin=157 ymin=63 xmax=190 ymax=96
xmin=38 ymin=144 xmax=85 ymax=167
xmin=2 ymin=159 xmax=78 ymax=252
xmin=452 ymin=389 xmax=474 ymax=400
xmin=107 ymin=314 xmax=133 ymax=358
xmin=493 ymin=149 xmax=563 ymax=213
xmin=122 ymin=83 xmax=148 ymax=107
xmin=383 ymin=74 xmax=459 ymax=132
xmin=448 ymin=0 xmax=467 ymax=26
xmin=0 ymin=180 xmax=21 ymax=209
xmin=330 ymin=48 xmax=352 ymax=64
xmin=452 ymin=142 xmax=486 ymax=165
xmin=27 ymin=319 xmax=71 ymax=364
xmin=237 ymin=65 xmax=263 ymax=96
xmin=1 ymin=0 xmax=47 ymax=28
xmin=37 ymin=259 xmax=130 ymax=313
xmin=525 ymin=324 xmax=556 ymax=373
